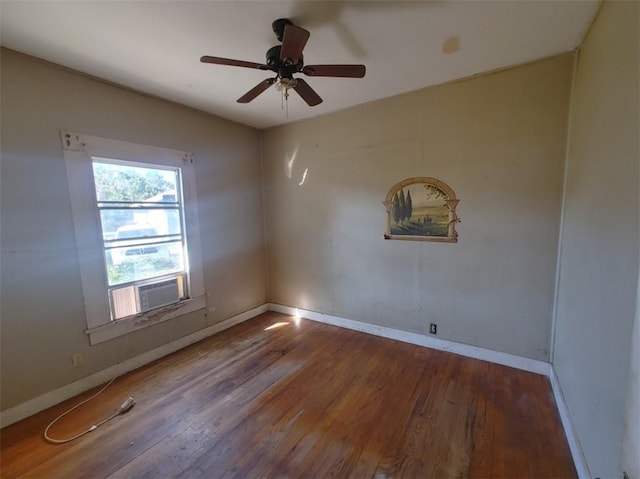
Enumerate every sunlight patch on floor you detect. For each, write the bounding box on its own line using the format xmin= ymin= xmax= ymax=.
xmin=264 ymin=321 xmax=290 ymax=331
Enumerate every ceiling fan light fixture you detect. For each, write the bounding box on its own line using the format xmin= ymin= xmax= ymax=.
xmin=277 ymin=78 xmax=298 ymax=113
xmin=279 ymin=77 xmax=298 ymax=90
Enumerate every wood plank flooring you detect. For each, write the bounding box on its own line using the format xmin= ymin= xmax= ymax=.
xmin=0 ymin=312 xmax=576 ymax=478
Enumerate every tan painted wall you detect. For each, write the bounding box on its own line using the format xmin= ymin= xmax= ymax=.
xmin=553 ymin=1 xmax=640 ymax=477
xmin=0 ymin=49 xmax=267 ymax=410
xmin=262 ymin=54 xmax=573 ymax=361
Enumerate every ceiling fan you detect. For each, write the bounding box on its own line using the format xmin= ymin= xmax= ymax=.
xmin=200 ymin=18 xmax=366 ymax=107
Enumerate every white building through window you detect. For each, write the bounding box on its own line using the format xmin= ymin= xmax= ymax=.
xmin=63 ymin=131 xmax=205 ymax=344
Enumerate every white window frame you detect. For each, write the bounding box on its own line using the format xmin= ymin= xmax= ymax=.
xmin=62 ymin=130 xmax=206 ymax=345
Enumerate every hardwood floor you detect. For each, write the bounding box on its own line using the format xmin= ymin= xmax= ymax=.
xmin=0 ymin=312 xmax=576 ymax=478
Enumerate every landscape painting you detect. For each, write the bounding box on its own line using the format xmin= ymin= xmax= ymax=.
xmin=383 ymin=177 xmax=459 ymax=243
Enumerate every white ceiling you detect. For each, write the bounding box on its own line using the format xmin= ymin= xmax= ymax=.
xmin=1 ymin=1 xmax=600 ymax=129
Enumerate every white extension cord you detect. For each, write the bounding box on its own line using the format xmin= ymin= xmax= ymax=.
xmin=44 ymin=330 xmax=135 ymax=444
xmin=43 ymin=378 xmax=136 ymax=444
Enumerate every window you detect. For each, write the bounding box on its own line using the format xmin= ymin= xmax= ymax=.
xmin=62 ymin=131 xmax=205 ymax=344
xmin=92 ymin=159 xmax=188 ymax=320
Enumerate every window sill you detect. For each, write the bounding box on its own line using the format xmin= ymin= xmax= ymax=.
xmin=85 ymin=295 xmax=206 ymax=345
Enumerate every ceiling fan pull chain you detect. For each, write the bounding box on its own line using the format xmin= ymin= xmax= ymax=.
xmin=282 ymin=87 xmax=289 ymax=118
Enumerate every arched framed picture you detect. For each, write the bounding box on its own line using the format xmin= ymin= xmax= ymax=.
xmin=383 ymin=177 xmax=460 ymax=243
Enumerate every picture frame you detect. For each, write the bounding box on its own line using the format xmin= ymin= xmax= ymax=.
xmin=383 ymin=177 xmax=460 ymax=243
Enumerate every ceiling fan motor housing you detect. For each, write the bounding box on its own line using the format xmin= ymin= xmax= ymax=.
xmin=266 ymin=45 xmax=303 ymax=79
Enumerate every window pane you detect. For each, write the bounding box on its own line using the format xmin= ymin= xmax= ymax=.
xmin=106 ymin=241 xmax=184 ymax=286
xmin=92 ymin=161 xmax=178 ymax=203
xmin=99 ymin=210 xmax=182 ymax=241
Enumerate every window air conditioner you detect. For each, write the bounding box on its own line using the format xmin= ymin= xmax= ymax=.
xmin=135 ymin=278 xmax=180 ymax=313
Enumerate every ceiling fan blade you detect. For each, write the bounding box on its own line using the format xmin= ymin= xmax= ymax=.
xmin=302 ymin=64 xmax=366 ymax=78
xmin=280 ymin=24 xmax=310 ymax=65
xmin=201 ymin=56 xmax=269 ymax=71
xmin=237 ymin=78 xmax=276 ymax=103
xmin=293 ymin=78 xmax=322 ymax=106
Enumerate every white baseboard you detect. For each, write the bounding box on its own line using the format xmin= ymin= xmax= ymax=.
xmin=0 ymin=304 xmax=269 ymax=428
xmin=549 ymin=366 xmax=591 ymax=479
xmin=269 ymin=303 xmax=550 ymax=375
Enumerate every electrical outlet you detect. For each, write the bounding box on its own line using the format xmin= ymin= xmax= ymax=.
xmin=71 ymin=353 xmax=84 ymax=368
xmin=429 ymin=323 xmax=437 ymax=335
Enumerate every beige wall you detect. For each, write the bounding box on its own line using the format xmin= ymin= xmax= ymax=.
xmin=263 ymin=54 xmax=573 ymax=361
xmin=0 ymin=49 xmax=267 ymax=410
xmin=553 ymin=1 xmax=640 ymax=477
